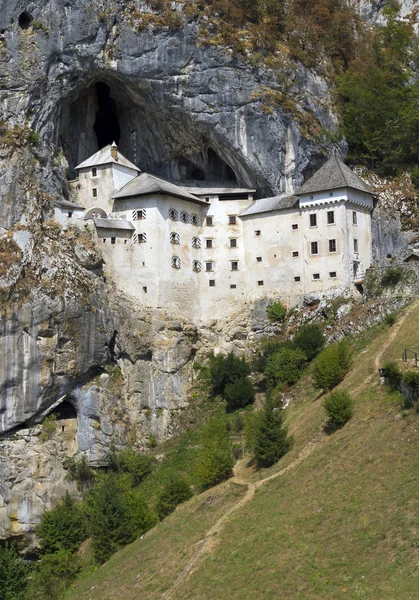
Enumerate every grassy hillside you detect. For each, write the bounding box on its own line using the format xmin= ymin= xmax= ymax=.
xmin=68 ymin=302 xmax=419 ymax=600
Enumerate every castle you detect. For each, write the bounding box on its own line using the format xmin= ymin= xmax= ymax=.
xmin=63 ymin=143 xmax=374 ymax=322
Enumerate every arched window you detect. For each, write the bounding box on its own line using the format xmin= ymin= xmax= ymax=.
xmin=192 ymin=214 xmax=200 ymax=226
xmin=170 ymin=232 xmax=180 ymax=244
xmin=180 ymin=212 xmax=190 ymax=224
xmin=169 ymin=208 xmax=178 ymax=221
xmin=192 ymin=237 xmax=201 ymax=249
xmin=171 ymin=256 xmax=181 ymax=269
xmin=192 ymin=260 xmax=202 ymax=272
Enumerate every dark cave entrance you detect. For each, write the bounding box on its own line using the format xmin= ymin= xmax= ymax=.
xmin=207 ymin=148 xmax=237 ymax=182
xmin=18 ymin=11 xmax=33 ymax=30
xmin=93 ymin=82 xmax=121 ymax=149
xmin=50 ymin=400 xmax=77 ymax=420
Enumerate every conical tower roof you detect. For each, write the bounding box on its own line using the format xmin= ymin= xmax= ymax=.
xmin=297 ymin=154 xmax=374 ymax=196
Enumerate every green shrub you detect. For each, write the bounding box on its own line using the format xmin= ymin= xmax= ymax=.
xmin=156 ymin=475 xmax=193 ymax=520
xmin=402 ymin=370 xmax=419 ymax=403
xmin=382 ymin=360 xmax=402 ymax=390
xmin=266 ymin=300 xmax=287 ymax=321
xmin=63 ymin=455 xmax=94 ymax=492
xmin=125 ymin=489 xmax=158 ymax=535
xmin=195 ymin=417 xmax=234 ymax=488
xmin=412 ymin=164 xmax=419 ymax=188
xmin=40 ymin=413 xmax=57 ymax=441
xmin=28 ymin=550 xmax=80 ymax=600
xmin=264 ymin=346 xmax=307 ymax=390
xmin=37 ymin=492 xmax=87 ymax=555
xmin=209 ymin=352 xmax=251 ymax=397
xmin=324 ymin=391 xmax=354 ymax=428
xmin=252 ymin=338 xmax=286 ymax=372
xmin=381 ymin=267 xmax=403 ymax=287
xmin=313 ymin=341 xmax=351 ymax=391
xmin=246 ymin=399 xmax=293 ymax=468
xmin=224 ymin=376 xmax=255 ymax=411
xmin=292 ymin=323 xmax=325 ymax=361
xmin=384 ymin=312 xmax=397 ymax=326
xmin=0 ymin=544 xmax=30 ymax=600
xmin=108 ymin=447 xmax=155 ymax=485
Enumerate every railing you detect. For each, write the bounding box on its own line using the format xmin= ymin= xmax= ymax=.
xmin=402 ymin=347 xmax=419 ymax=368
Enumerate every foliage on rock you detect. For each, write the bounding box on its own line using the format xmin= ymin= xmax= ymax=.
xmin=195 ymin=417 xmax=234 ymax=488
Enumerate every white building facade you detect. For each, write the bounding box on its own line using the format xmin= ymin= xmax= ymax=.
xmin=65 ymin=146 xmax=374 ymax=322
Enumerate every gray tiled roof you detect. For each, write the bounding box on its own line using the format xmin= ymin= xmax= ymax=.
xmin=296 ymin=154 xmax=374 ymax=195
xmin=113 ymin=173 xmax=208 ymax=205
xmin=93 ymin=218 xmax=135 ymax=230
xmin=76 ymin=145 xmax=140 ymax=172
xmin=240 ymin=195 xmax=299 ymax=217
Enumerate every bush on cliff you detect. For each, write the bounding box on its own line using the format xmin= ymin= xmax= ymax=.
xmin=37 ymin=492 xmax=87 ymax=555
xmin=195 ymin=417 xmax=234 ymax=488
xmin=156 ymin=475 xmax=193 ymax=519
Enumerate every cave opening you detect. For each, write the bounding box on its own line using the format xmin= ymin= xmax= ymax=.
xmin=177 ymin=156 xmax=205 ymax=180
xmin=49 ymin=400 xmax=77 ymax=420
xmin=18 ymin=11 xmax=33 ymax=29
xmin=93 ymin=82 xmax=121 ymax=149
xmin=207 ymin=148 xmax=237 ymax=182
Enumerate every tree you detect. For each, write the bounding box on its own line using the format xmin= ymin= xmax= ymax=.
xmin=324 ymin=390 xmax=354 ymax=428
xmin=195 ymin=417 xmax=234 ymax=488
xmin=224 ymin=376 xmax=255 ymax=411
xmin=0 ymin=544 xmax=30 ymax=600
xmin=29 ymin=550 xmax=80 ymax=600
xmin=36 ymin=492 xmax=87 ymax=555
xmin=313 ymin=341 xmax=351 ymax=391
xmin=209 ymin=352 xmax=251 ymax=397
xmin=292 ymin=323 xmax=324 ymax=361
xmin=266 ymin=300 xmax=287 ymax=321
xmin=156 ymin=475 xmax=193 ymax=520
xmin=264 ymin=346 xmax=307 ymax=390
xmin=247 ymin=399 xmax=293 ymax=468
xmin=108 ymin=447 xmax=155 ymax=486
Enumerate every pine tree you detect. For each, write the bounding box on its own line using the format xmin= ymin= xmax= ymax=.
xmin=248 ymin=400 xmax=293 ymax=468
xmin=195 ymin=417 xmax=234 ymax=488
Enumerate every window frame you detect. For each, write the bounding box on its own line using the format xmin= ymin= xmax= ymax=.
xmin=329 ymin=271 xmax=337 ymax=278
xmin=327 ymin=210 xmax=335 ymax=225
xmin=230 ymin=261 xmax=239 ymax=271
xmin=92 ymin=188 xmax=98 ymax=198
xmin=209 ymin=279 xmax=215 ymax=287
xmin=292 ymin=251 xmax=299 ymax=258
xmin=92 ymin=167 xmax=97 ymax=178
xmin=205 ymin=261 xmax=214 ymax=272
xmin=310 ymin=241 xmax=319 ymax=255
xmin=309 ymin=214 xmax=317 ymax=228
xmin=312 ymin=273 xmax=321 ymax=280
xmin=169 ymin=208 xmax=179 ymax=221
xmin=354 ymin=238 xmax=359 ymax=253
xmin=206 ymin=216 xmax=213 ymax=226
xmin=328 ymin=239 xmax=337 ymax=253
xmin=228 ymin=215 xmax=237 ymax=225
xmin=292 ymin=223 xmax=299 ymax=230
xmin=230 ymin=238 xmax=237 ymax=248
xmin=352 ymin=211 xmax=357 ymax=225
xmin=205 ymin=238 xmax=213 ymax=249
xmin=170 ymin=232 xmax=180 ymax=245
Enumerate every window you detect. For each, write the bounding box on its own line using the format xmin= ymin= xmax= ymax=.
xmin=229 ymin=215 xmax=237 ymax=225
xmin=353 ymin=211 xmax=357 ymax=225
xmin=192 ymin=237 xmax=201 ymax=249
xmin=138 ymin=233 xmax=147 ymax=243
xmin=230 ymin=238 xmax=237 ymax=248
xmin=292 ymin=224 xmax=299 ymax=230
xmin=255 ymin=230 xmax=261 ymax=236
xmin=292 ymin=251 xmax=299 ymax=258
xmin=192 ymin=214 xmax=200 ymax=226
xmin=67 ymin=212 xmax=73 ymax=218
xmin=256 ymin=256 xmax=262 ymax=262
xmin=92 ymin=167 xmax=97 ymax=177
xmin=124 ymin=240 xmax=128 ymax=244
xmin=329 ymin=239 xmax=336 ymax=253
xmin=205 ymin=261 xmax=213 ymax=272
xmin=171 ymin=256 xmax=181 ymax=269
xmin=230 ymin=284 xmax=237 ymax=289
xmin=192 ymin=260 xmax=202 ymax=272
xmin=313 ymin=273 xmax=320 ymax=280
xmin=294 ymin=276 xmax=301 ymax=282
xmin=311 ymin=241 xmax=319 ymax=255
xmin=133 ymin=209 xmax=146 ymax=221
xmin=354 ymin=239 xmax=359 ymax=253
xmin=327 ymin=211 xmax=335 ymax=225
xmin=329 ymin=271 xmax=337 ymax=278
xmin=92 ymin=188 xmax=97 ymax=198
xmin=258 ymin=280 xmax=264 ymax=286
xmin=206 ymin=216 xmax=213 ymax=226
xmin=111 ymin=237 xmax=116 ymax=245
xmin=143 ymin=286 xmax=147 ymax=293
xmin=169 ymin=208 xmax=178 ymax=221
xmin=180 ymin=212 xmax=190 ymax=224
xmin=329 ymin=192 xmax=334 ymax=197
xmin=209 ymin=279 xmax=215 ymax=287
xmin=102 ymin=238 xmax=106 ymax=243
xmin=231 ymin=261 xmax=239 ymax=271
xmin=309 ymin=214 xmax=317 ymax=227
xmin=170 ymin=232 xmax=180 ymax=244
xmin=205 ymin=239 xmax=213 ymax=249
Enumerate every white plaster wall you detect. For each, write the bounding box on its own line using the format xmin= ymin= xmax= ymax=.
xmin=54 ymin=207 xmax=84 ymax=229
xmin=112 ymin=164 xmax=139 ymax=192
xmin=77 ymin=165 xmax=119 ymax=214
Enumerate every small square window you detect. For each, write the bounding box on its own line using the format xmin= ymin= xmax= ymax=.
xmin=313 ymin=273 xmax=320 ymax=280
xmin=255 ymin=230 xmax=261 ymax=236
xmin=329 ymin=271 xmax=337 ymax=278
xmin=353 ymin=211 xmax=358 ymax=225
xmin=230 ymin=284 xmax=237 ymax=289
xmin=309 ymin=214 xmax=317 ymax=227
xmin=310 ymin=195 xmax=314 ymax=200
xmin=124 ymin=239 xmax=128 ymax=244
xmin=209 ymin=279 xmax=215 ymax=287
xmin=67 ymin=212 xmax=73 ymax=218
xmin=230 ymin=238 xmax=237 ymax=248
xmin=354 ymin=239 xmax=359 ymax=253
xmin=229 ymin=215 xmax=237 ymax=225
xmin=205 ymin=262 xmax=213 ymax=272
xmin=327 ymin=211 xmax=335 ymax=224
xmin=92 ymin=188 xmax=97 ymax=198
xmin=329 ymin=192 xmax=334 ymax=197
xmin=143 ymin=286 xmax=148 ymax=293
xmin=294 ymin=276 xmax=301 ymax=282
xmin=205 ymin=197 xmax=210 ymax=203
xmin=231 ymin=261 xmax=239 ymax=271
xmin=102 ymin=238 xmax=106 ymax=243
xmin=292 ymin=223 xmax=299 ymax=230
xmin=206 ymin=216 xmax=213 ymax=226
xmin=258 ymin=280 xmax=264 ymax=286
xmin=92 ymin=167 xmax=97 ymax=177
xmin=138 ymin=233 xmax=146 ymax=243
xmin=137 ymin=209 xmax=146 ymax=220
xmin=256 ymin=256 xmax=262 ymax=262
xmin=205 ymin=239 xmax=213 ymax=249
xmin=311 ymin=241 xmax=319 ymax=255
xmin=111 ymin=237 xmax=116 ymax=245
xmin=292 ymin=251 xmax=299 ymax=258
xmin=329 ymin=239 xmax=336 ymax=253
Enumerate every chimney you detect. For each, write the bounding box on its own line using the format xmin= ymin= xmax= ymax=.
xmin=111 ymin=141 xmax=118 ymax=161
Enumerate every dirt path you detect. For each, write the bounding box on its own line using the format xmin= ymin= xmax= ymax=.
xmin=161 ymin=301 xmax=418 ymax=600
